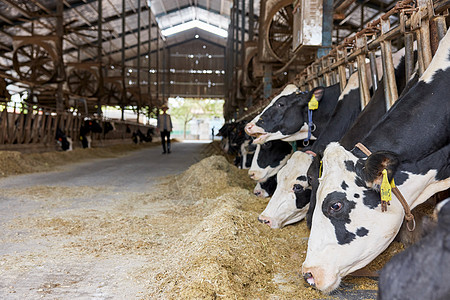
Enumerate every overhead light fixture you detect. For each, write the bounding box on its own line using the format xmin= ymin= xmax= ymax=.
xmin=161 ymin=20 xmax=228 ymax=38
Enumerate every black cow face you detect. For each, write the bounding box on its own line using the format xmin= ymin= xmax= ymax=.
xmin=255 ymin=88 xmax=324 ymax=135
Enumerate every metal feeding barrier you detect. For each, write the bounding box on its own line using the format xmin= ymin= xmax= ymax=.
xmin=237 ymin=0 xmax=449 ymax=122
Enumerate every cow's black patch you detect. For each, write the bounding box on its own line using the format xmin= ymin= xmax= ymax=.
xmin=322 ymin=191 xmax=357 ymax=245
xmin=259 ymin=175 xmax=277 ymax=197
xmin=341 ymin=181 xmax=349 ymax=190
xmin=363 ymin=190 xmax=380 ymax=209
xmin=356 ymin=227 xmax=369 ymax=237
xmin=354 ymin=193 xmax=360 ymax=198
xmin=297 ymin=175 xmax=307 ymax=181
xmin=345 ymin=160 xmax=356 ymax=172
xmin=295 ymin=185 xmax=311 ymax=209
xmin=256 ymin=140 xmax=292 ymax=168
xmin=394 ymin=171 xmax=409 ymax=186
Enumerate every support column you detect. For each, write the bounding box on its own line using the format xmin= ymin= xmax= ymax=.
xmin=121 ymin=0 xmax=126 ymax=120
xmin=56 ymin=0 xmax=64 ymax=113
xmin=318 ymin=0 xmax=333 ymax=57
xmin=263 ymin=64 xmax=272 ymax=99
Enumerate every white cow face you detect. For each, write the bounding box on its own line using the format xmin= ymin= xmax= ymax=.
xmin=302 ymin=143 xmax=404 ymax=293
xmin=258 ymin=152 xmax=313 ymax=228
xmin=248 ymin=141 xmax=292 ymax=182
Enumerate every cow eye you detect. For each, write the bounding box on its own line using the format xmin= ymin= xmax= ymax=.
xmin=307 ymin=176 xmax=312 ymax=185
xmin=330 ymin=202 xmax=343 ymax=212
xmin=293 ymin=184 xmax=302 ymax=193
xmin=276 ymin=102 xmax=284 ymax=108
xmin=261 ymin=141 xmax=272 ymax=149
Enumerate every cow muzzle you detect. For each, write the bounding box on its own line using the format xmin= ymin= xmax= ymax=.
xmin=244 ymin=123 xmax=268 ymax=144
xmin=258 ymin=215 xmax=274 ymax=227
xmin=301 ymin=265 xmax=341 ymax=293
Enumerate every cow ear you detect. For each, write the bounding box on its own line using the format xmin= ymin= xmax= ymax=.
xmin=362 ymin=151 xmax=399 ymax=189
xmin=311 ymin=87 xmax=325 ymax=102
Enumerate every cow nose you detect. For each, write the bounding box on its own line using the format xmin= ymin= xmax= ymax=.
xmin=303 ymin=272 xmax=316 ymax=287
xmin=249 ymin=172 xmax=256 ymax=179
xmin=258 ymin=216 xmax=272 ymax=227
xmin=245 ymin=123 xmax=254 ymax=134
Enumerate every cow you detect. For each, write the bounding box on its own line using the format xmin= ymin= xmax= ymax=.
xmin=55 ymin=127 xmax=72 ymax=151
xmin=301 ymin=31 xmax=450 ymax=293
xmin=245 ymin=84 xmax=340 ymax=144
xmin=248 ymin=139 xmax=293 ymax=182
xmin=253 ymin=174 xmax=277 ymax=198
xmin=378 ymin=198 xmax=450 ymax=300
xmin=258 ymin=151 xmax=314 ymax=227
xmin=258 ymin=48 xmax=413 ymax=229
xmin=240 ymin=139 xmax=256 ymax=169
xmin=80 ymin=119 xmax=102 ymax=148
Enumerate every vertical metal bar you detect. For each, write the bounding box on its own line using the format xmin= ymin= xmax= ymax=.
xmin=241 ymin=0 xmax=245 ymax=66
xmin=368 ymin=51 xmax=378 ymax=92
xmin=137 ymin=0 xmax=141 ymax=110
xmin=56 ymin=0 xmax=64 ymax=113
xmin=249 ymin=0 xmax=254 ymax=41
xmin=337 ymin=49 xmax=347 ymax=91
xmin=263 ymin=64 xmax=272 ymax=99
xmin=404 ymin=32 xmax=415 ymax=83
xmin=156 ymin=32 xmax=159 ymax=106
xmin=167 ymin=47 xmax=170 ymax=99
xmin=148 ymin=8 xmax=151 ymax=109
xmin=97 ymin=0 xmax=104 ymax=114
xmin=430 ymin=16 xmax=447 ymax=56
xmin=121 ymin=0 xmax=126 ymax=120
xmin=356 ymin=36 xmax=371 ymax=108
xmin=380 ymin=18 xmax=398 ymax=110
xmin=318 ymin=0 xmax=333 ymax=57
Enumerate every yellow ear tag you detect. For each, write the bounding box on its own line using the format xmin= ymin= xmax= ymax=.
xmin=380 ymin=169 xmax=392 ymax=202
xmin=308 ymin=94 xmax=319 ymax=110
xmin=319 ymin=160 xmax=323 ymax=178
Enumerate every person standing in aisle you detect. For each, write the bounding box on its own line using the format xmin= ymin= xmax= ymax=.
xmin=157 ymin=105 xmax=173 ymax=154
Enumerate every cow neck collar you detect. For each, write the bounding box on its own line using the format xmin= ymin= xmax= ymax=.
xmin=355 ymin=142 xmax=416 ymax=231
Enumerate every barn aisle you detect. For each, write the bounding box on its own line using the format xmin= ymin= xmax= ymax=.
xmin=0 ymin=141 xmax=211 ymax=299
xmin=0 ymin=141 xmax=207 ymax=190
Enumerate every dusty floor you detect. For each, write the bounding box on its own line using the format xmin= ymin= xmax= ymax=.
xmin=0 ymin=142 xmax=403 ymax=299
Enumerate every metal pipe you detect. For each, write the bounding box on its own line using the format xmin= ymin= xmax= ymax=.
xmin=121 ymin=0 xmax=126 ymax=119
xmin=404 ymin=32 xmax=415 ymax=83
xmin=241 ymin=0 xmax=246 ymax=66
xmin=368 ymin=51 xmax=378 ymax=92
xmin=356 ymin=36 xmax=371 ymax=108
xmin=148 ymin=6 xmax=152 ymax=108
xmin=137 ymin=0 xmax=141 ymax=108
xmin=249 ymin=0 xmax=254 ymax=41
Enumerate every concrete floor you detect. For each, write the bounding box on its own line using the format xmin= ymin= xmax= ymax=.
xmin=0 ymin=141 xmax=207 ymax=190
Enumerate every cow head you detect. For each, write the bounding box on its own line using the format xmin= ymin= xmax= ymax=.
xmin=245 ymin=85 xmax=325 ymax=144
xmin=248 ymin=140 xmax=292 ymax=182
xmin=302 ymin=143 xmax=403 ymax=293
xmin=258 ymin=151 xmax=314 ymax=228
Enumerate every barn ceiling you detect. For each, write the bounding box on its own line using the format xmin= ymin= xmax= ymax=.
xmin=0 ymin=0 xmax=417 ymax=114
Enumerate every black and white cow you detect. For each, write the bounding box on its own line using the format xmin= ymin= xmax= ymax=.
xmin=248 ymin=139 xmax=293 ymax=182
xmin=245 ymin=84 xmax=340 ymax=144
xmin=240 ymin=139 xmax=256 ymax=169
xmin=259 ymin=48 xmax=412 ymax=229
xmin=80 ymin=119 xmax=102 ymax=148
xmin=258 ymin=151 xmax=314 ymax=227
xmin=55 ymin=127 xmax=72 ymax=151
xmin=302 ymin=31 xmax=450 ymax=293
xmin=377 ymin=198 xmax=450 ymax=300
xmin=254 ymin=174 xmax=278 ymax=198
